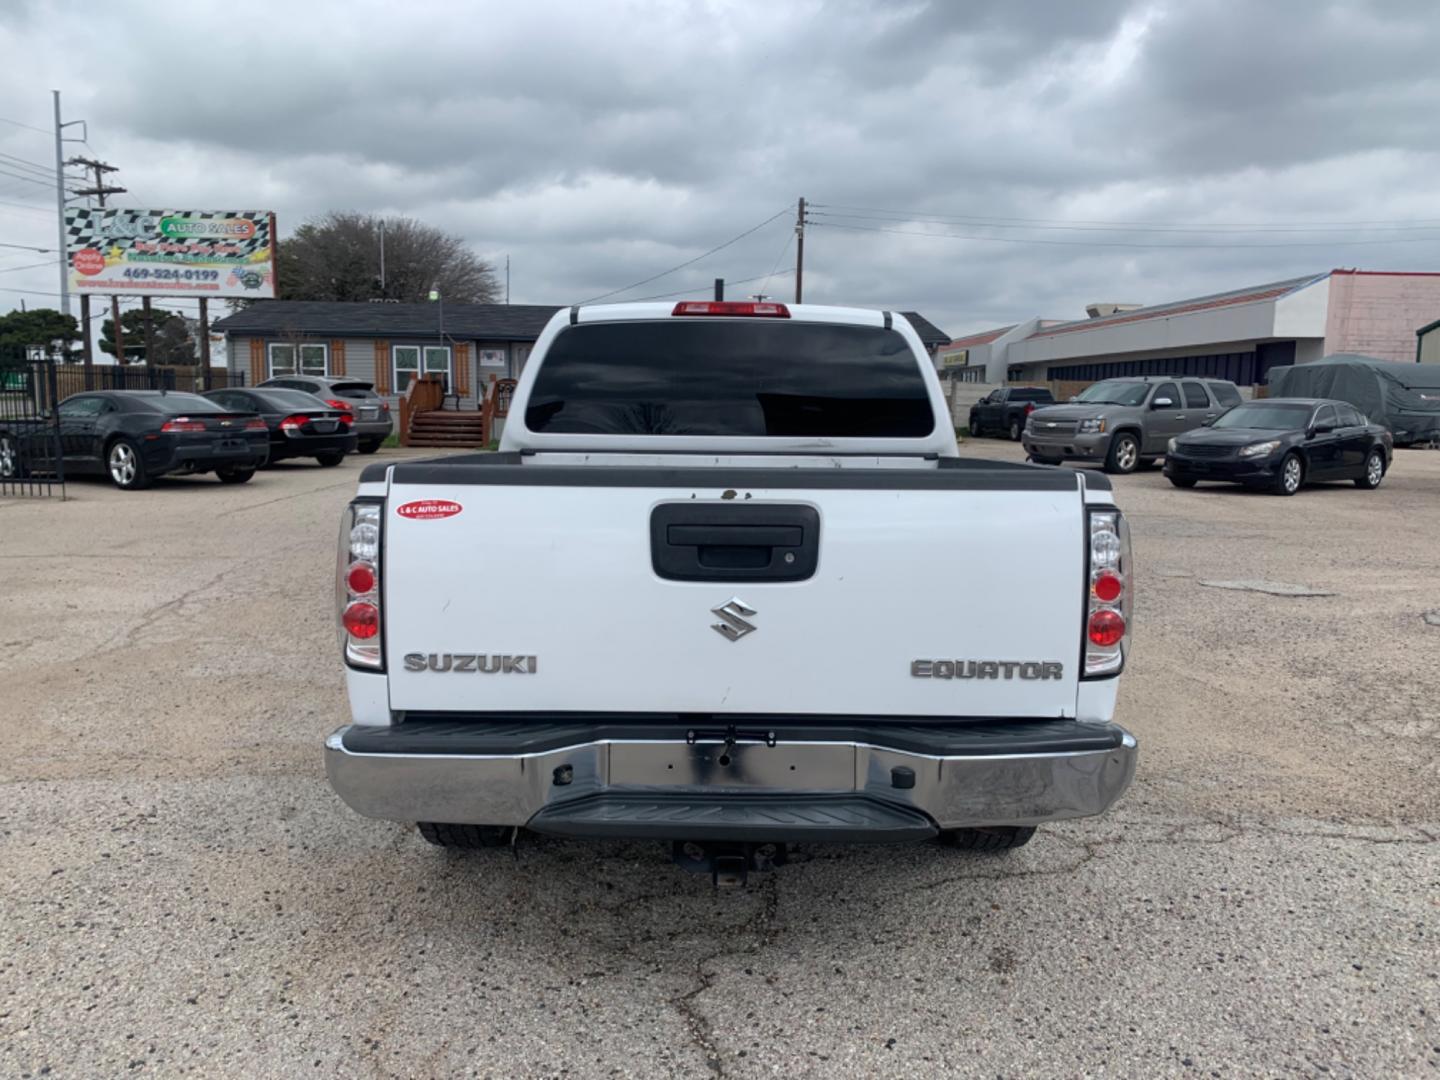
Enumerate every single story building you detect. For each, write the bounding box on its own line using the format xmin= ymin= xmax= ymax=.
xmin=211 ymin=300 xmax=561 ymax=407
xmin=940 ymin=269 xmax=1440 ymax=387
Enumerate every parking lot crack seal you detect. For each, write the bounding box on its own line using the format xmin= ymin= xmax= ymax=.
xmin=1198 ymin=579 xmax=1336 ymax=597
xmin=669 ymin=874 xmax=780 ymax=1078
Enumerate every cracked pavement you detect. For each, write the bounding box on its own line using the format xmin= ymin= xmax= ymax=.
xmin=2 ymin=443 xmax=1438 ymax=1078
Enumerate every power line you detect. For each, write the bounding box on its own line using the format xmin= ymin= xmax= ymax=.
xmin=0 ymin=240 xmax=53 ymax=252
xmin=810 ymin=209 xmax=1440 ymax=237
xmin=808 ymin=202 xmax=1440 ymax=231
xmin=0 ymin=151 xmax=57 ymax=179
xmin=0 ymin=259 xmax=55 ymax=274
xmin=0 ymin=115 xmax=52 ymax=136
xmin=628 ymin=268 xmax=795 ymax=303
xmin=0 ymin=166 xmax=54 ymax=188
xmin=810 ymin=219 xmax=1440 ymax=250
xmin=577 ymin=207 xmax=790 ymax=304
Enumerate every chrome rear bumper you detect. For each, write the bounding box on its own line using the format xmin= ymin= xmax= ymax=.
xmin=325 ymin=721 xmax=1137 ymax=839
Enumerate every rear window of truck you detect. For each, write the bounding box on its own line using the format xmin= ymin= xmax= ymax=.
xmin=524 ymin=321 xmax=935 ymax=437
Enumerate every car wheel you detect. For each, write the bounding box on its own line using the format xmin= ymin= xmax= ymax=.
xmin=1104 ymin=433 xmax=1140 ymax=474
xmin=1008 ymin=418 xmax=1023 ymax=441
xmin=1273 ymin=452 xmax=1303 ymax=496
xmin=417 ymin=822 xmax=512 ymax=850
xmin=216 ymin=466 xmax=255 ymax=484
xmin=938 ymin=826 xmax=1036 ymax=851
xmin=107 ymin=438 xmax=150 ymax=490
xmin=358 ymin=439 xmax=382 ymax=455
xmin=968 ymin=418 xmax=982 ymax=438
xmin=0 ymin=433 xmax=22 ymax=479
xmin=1354 ymin=449 xmax=1385 ymax=489
xmin=1168 ymin=476 xmax=1197 ymax=489
xmin=315 ymin=451 xmax=345 ymax=467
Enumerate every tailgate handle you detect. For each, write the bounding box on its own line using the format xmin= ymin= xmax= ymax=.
xmin=651 ymin=504 xmax=820 ymax=582
xmin=666 ymin=525 xmax=802 ymax=548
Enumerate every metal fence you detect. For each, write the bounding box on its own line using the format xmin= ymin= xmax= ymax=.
xmin=54 ymin=364 xmax=244 ymax=398
xmin=0 ymin=352 xmax=64 ymax=498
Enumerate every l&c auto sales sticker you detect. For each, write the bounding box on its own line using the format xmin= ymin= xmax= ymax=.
xmin=396 ymin=500 xmax=463 ymax=521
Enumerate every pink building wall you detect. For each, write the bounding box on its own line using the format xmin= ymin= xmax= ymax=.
xmin=1324 ymin=270 xmax=1440 ymax=363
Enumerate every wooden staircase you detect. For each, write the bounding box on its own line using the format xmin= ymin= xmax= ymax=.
xmin=406 ymin=410 xmax=487 ymax=448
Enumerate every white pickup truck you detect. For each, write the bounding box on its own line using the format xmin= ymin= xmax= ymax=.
xmin=326 ymin=300 xmax=1136 ymax=881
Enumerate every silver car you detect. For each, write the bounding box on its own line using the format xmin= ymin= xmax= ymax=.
xmin=1022 ymin=376 xmax=1243 ymax=474
xmin=258 ymin=375 xmax=394 ymax=454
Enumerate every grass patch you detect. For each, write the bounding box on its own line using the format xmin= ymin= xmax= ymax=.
xmin=381 ymin=434 xmax=401 ymax=448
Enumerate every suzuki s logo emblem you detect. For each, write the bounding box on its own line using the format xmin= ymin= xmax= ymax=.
xmin=711 ymin=598 xmax=757 ymax=641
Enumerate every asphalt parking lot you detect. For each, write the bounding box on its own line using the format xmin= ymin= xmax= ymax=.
xmin=2 ymin=445 xmax=1437 ymax=1078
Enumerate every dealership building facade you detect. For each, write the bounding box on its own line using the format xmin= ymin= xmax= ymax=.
xmin=938 ymin=270 xmax=1440 ymax=387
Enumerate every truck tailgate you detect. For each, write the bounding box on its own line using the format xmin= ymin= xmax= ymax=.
xmin=381 ymin=467 xmax=1086 ymax=719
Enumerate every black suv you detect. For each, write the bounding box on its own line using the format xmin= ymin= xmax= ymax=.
xmin=257 ymin=375 xmax=393 ymax=454
xmin=968 ymin=387 xmax=1056 ymax=441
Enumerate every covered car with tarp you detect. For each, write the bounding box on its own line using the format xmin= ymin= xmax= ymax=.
xmin=1267 ymin=353 xmax=1440 ymax=446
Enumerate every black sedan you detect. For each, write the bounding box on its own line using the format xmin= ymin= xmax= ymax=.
xmin=203 ymin=388 xmax=358 ymax=467
xmin=0 ymin=390 xmax=269 ymax=491
xmin=1164 ymin=398 xmax=1393 ymax=496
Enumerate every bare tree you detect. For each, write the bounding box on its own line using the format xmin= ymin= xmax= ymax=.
xmin=275 ymin=212 xmax=500 ymax=303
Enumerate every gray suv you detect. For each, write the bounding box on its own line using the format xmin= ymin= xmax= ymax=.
xmin=258 ymin=375 xmax=393 ymax=454
xmin=1022 ymin=376 xmax=1243 ymax=474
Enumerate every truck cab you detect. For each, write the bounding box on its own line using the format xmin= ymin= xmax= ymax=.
xmin=325 ymin=301 xmax=1137 ymax=881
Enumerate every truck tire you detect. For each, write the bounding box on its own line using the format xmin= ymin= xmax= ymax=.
xmin=417 ymin=821 xmax=512 ymax=849
xmin=1008 ymin=417 xmax=1023 ymax=441
xmin=938 ymin=826 xmax=1036 ymax=850
xmin=1103 ymin=433 xmax=1140 ymax=475
xmin=968 ymin=416 xmax=983 ymax=438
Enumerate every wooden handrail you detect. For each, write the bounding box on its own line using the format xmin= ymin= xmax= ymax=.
xmin=398 ymin=375 xmax=445 ymax=447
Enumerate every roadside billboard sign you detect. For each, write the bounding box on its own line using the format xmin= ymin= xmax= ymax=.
xmin=64 ymin=208 xmax=277 ymax=299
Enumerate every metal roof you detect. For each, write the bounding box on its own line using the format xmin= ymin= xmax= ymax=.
xmin=212 ymin=301 xmax=562 ymax=340
xmin=898 ymin=311 xmax=950 ymax=346
xmin=943 ymin=325 xmax=1016 ymax=349
xmin=1030 ymin=273 xmax=1325 ymax=339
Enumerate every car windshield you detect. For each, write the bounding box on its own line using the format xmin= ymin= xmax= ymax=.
xmin=256 ymin=389 xmax=330 ymax=410
xmin=1073 ymin=381 xmax=1150 ymax=406
xmin=131 ymin=392 xmax=230 ymax=413
xmin=330 ymin=382 xmax=377 ymax=397
xmin=1211 ymin=403 xmax=1313 ymax=431
xmin=526 ymin=320 xmax=935 ymax=437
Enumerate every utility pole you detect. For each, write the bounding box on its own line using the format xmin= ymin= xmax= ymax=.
xmin=52 ymin=91 xmax=88 ymax=317
xmin=505 ymin=255 xmax=510 ymax=305
xmin=70 ymin=155 xmax=128 ymax=365
xmin=714 ymin=277 xmax=724 ymax=301
xmin=378 ymin=219 xmax=385 ymax=294
xmin=794 ymin=196 xmax=806 ymax=304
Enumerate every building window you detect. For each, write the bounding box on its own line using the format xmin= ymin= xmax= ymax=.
xmin=393 ymin=344 xmax=452 ymax=392
xmin=268 ymin=342 xmax=328 ymax=378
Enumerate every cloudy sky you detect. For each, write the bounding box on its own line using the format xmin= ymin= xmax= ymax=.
xmin=3 ymin=0 xmax=1440 ymax=342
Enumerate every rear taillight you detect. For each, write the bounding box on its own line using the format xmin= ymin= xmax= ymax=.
xmin=1084 ymin=508 xmax=1131 ymax=677
xmin=280 ymin=414 xmax=308 ymax=433
xmin=325 ymin=398 xmax=353 ymax=412
xmin=244 ymin=418 xmax=267 ymax=431
xmin=1025 ymin=402 xmax=1035 ymax=416
xmin=337 ymin=415 xmax=352 ymax=430
xmin=161 ymin=418 xmax=206 ymax=432
xmin=380 ymin=401 xmax=390 ymax=413
xmin=338 ymin=502 xmax=383 ymax=669
xmin=672 ymin=301 xmax=790 ymax=318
